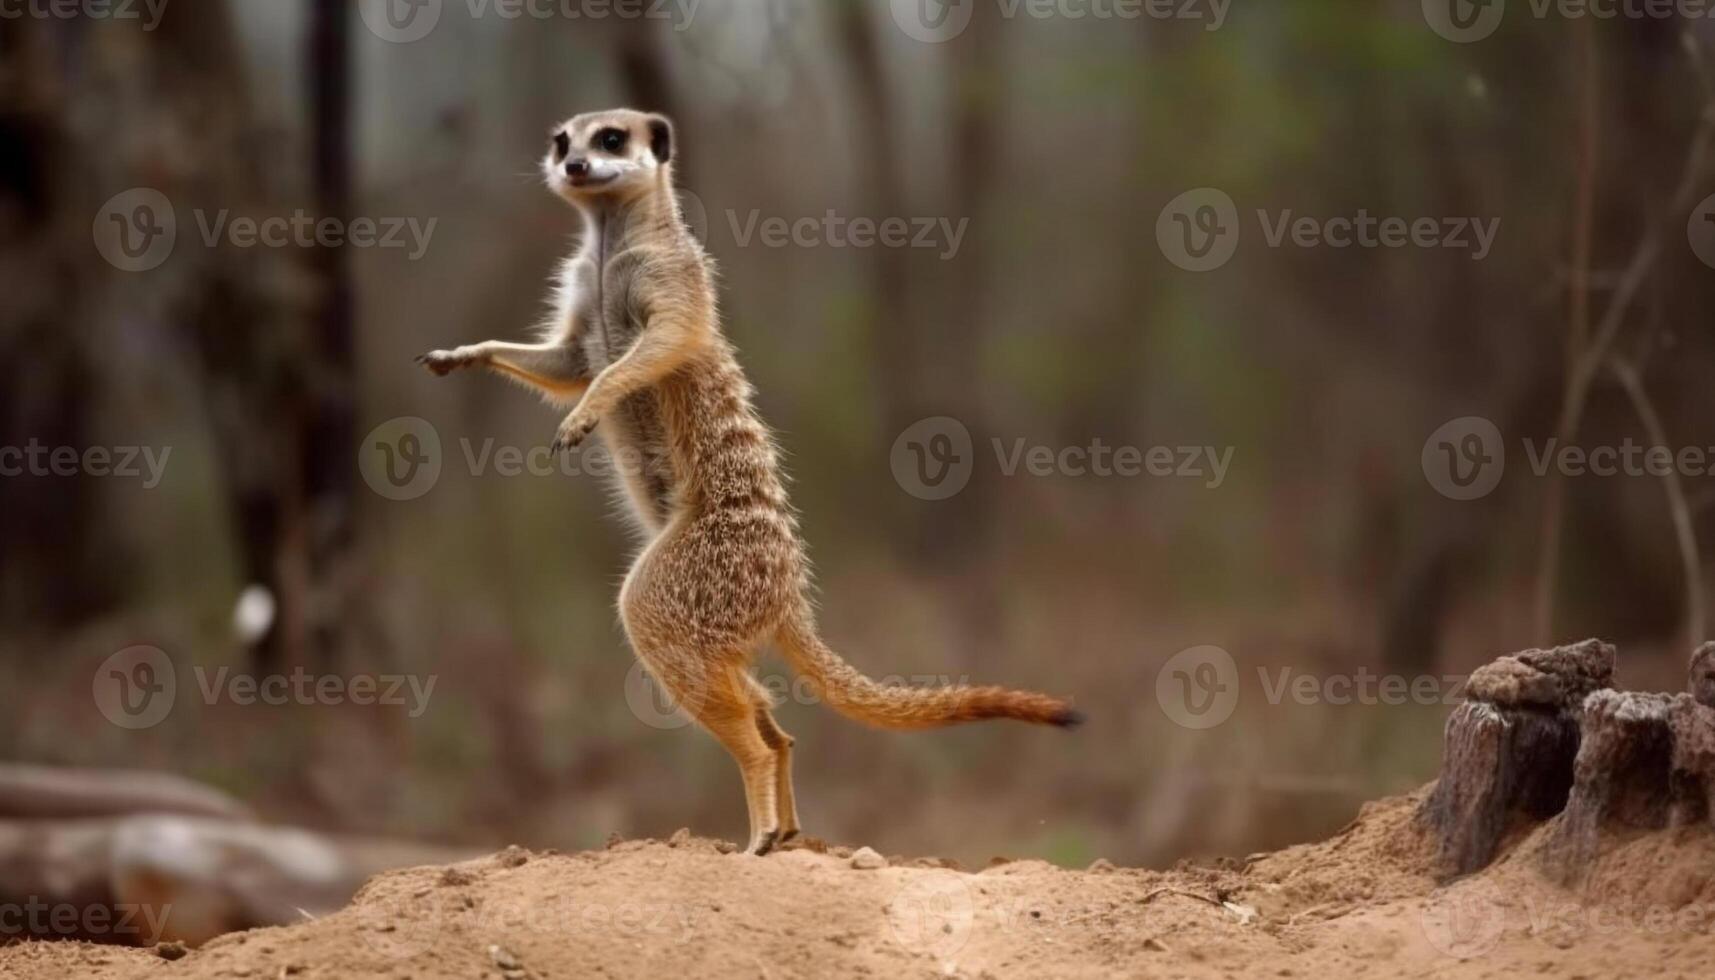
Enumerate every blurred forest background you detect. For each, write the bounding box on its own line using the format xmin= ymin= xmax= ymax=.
xmin=3 ymin=0 xmax=1715 ymax=876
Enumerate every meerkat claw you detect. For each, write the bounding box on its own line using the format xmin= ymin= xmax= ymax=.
xmin=416 ymin=350 xmax=462 ymax=376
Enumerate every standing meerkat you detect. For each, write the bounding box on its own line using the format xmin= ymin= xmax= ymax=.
xmin=418 ymin=109 xmax=1082 ymax=855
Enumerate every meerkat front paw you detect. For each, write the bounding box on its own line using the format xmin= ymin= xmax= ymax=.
xmin=552 ymin=412 xmax=599 ymax=452
xmin=415 ymin=348 xmax=477 ymax=376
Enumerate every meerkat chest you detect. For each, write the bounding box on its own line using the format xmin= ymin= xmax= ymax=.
xmin=577 ymin=248 xmax=677 ymax=525
xmin=580 ymin=250 xmax=646 ymax=371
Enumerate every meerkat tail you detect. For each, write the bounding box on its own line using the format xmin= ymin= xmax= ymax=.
xmin=774 ymin=608 xmax=1084 ymax=731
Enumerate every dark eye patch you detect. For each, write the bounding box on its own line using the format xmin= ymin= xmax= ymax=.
xmin=592 ymin=128 xmax=628 ymax=154
xmin=553 ymin=131 xmax=570 ymax=159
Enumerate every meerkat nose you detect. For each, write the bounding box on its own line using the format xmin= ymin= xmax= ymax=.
xmin=566 ymin=159 xmax=589 ymax=179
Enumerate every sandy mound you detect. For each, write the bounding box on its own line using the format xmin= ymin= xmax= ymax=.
xmin=5 ymin=791 xmax=1713 ymax=979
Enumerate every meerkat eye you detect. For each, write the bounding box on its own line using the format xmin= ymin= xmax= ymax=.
xmin=594 ymin=128 xmax=627 ymax=154
xmin=553 ymin=131 xmax=570 ymax=160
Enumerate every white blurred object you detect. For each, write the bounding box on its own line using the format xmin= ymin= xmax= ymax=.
xmin=232 ymin=585 xmax=276 ymax=644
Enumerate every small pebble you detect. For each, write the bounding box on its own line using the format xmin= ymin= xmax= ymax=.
xmin=851 ymin=846 xmax=887 ymax=870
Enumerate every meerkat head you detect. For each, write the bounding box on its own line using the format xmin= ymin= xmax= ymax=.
xmin=543 ymin=108 xmax=673 ymax=207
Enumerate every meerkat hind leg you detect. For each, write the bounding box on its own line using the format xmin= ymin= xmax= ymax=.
xmin=644 ymin=648 xmax=781 ymax=855
xmin=755 ymin=706 xmax=801 ymax=842
xmin=699 ymin=673 xmax=783 ymax=856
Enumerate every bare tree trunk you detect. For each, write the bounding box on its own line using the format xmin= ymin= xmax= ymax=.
xmin=837 ymin=1 xmax=948 ymax=562
xmin=935 ymin=2 xmax=1001 ymax=560
xmin=0 ymin=25 xmax=129 ymax=629
xmin=296 ymin=0 xmax=362 ymax=671
xmin=1533 ymin=19 xmax=1600 ymax=643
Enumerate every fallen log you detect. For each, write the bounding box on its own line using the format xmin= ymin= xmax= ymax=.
xmin=0 ymin=765 xmax=249 ymax=821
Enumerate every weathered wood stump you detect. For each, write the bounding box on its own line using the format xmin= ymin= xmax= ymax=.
xmin=1692 ymin=642 xmax=1715 ymax=708
xmin=1540 ymin=690 xmax=1676 ymax=882
xmin=1669 ymin=691 xmax=1715 ymax=828
xmin=1419 ymin=639 xmax=1615 ymax=876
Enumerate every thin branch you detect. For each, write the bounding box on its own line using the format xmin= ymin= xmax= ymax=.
xmin=1609 ymin=357 xmax=1708 ymax=647
xmin=1533 ymin=39 xmax=1715 ymax=641
xmin=1533 ymin=21 xmax=1600 ymax=642
xmin=1139 ymin=887 xmax=1224 ymax=909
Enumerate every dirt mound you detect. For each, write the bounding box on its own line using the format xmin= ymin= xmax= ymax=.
xmin=5 ymin=791 xmax=1713 ymax=979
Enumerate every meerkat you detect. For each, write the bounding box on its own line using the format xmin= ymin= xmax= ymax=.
xmin=417 ymin=109 xmax=1082 ymax=856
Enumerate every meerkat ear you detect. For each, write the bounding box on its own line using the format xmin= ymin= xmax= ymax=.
xmin=647 ymin=115 xmax=674 ymax=164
